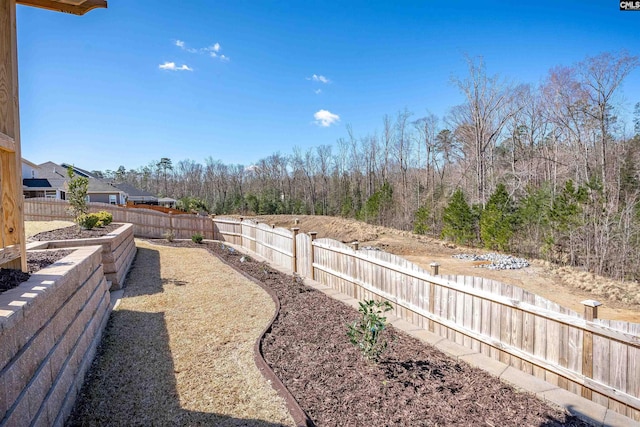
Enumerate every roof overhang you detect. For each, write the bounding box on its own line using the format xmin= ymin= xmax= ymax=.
xmin=17 ymin=0 xmax=107 ymax=15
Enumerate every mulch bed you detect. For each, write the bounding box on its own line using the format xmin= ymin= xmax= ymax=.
xmin=28 ymin=223 xmax=121 ymax=241
xmin=152 ymin=239 xmax=589 ymax=427
xmin=0 ymin=223 xmax=119 ymax=295
xmin=0 ymin=250 xmax=72 ymax=294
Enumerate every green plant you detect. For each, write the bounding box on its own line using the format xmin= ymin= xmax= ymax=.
xmin=413 ymin=204 xmax=430 ymax=235
xmin=191 ymin=233 xmax=204 ymax=244
xmin=66 ymin=167 xmax=89 ymax=222
xmin=163 ymin=230 xmax=175 ymax=242
xmin=95 ymin=211 xmax=113 ymax=226
xmin=442 ymin=188 xmax=476 ymax=244
xmin=347 ymin=299 xmax=393 ymax=362
xmin=77 ymin=213 xmax=100 ymax=230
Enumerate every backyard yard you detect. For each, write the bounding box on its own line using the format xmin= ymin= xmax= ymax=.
xmin=60 ymin=234 xmax=588 ymax=426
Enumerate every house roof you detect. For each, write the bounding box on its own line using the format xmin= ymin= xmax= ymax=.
xmin=113 ymin=182 xmax=157 ymax=199
xmin=23 ymin=178 xmax=51 ymax=188
xmin=17 ymin=0 xmax=107 ymax=16
xmin=36 ymin=161 xmax=124 ymax=194
xmin=61 ymin=163 xmax=100 ymax=179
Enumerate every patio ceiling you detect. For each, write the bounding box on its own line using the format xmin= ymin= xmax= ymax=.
xmin=17 ymin=0 xmax=106 ymax=15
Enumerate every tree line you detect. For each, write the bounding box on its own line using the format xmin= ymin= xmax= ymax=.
xmin=95 ymin=52 xmax=640 ymax=281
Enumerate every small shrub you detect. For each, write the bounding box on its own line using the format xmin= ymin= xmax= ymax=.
xmin=95 ymin=211 xmax=113 ymax=226
xmin=163 ymin=230 xmax=175 ymax=242
xmin=77 ymin=213 xmax=100 ymax=230
xmin=191 ymin=233 xmax=204 ymax=244
xmin=347 ymin=299 xmax=393 ymax=362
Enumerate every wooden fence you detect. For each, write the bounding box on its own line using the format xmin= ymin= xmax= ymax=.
xmin=24 ymin=198 xmax=214 ymax=240
xmin=22 ymin=203 xmax=640 ymax=420
xmin=213 ymin=217 xmax=640 ymax=421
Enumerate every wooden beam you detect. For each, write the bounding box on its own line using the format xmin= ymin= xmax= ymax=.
xmin=16 ymin=0 xmax=106 ymax=15
xmin=0 ymin=0 xmax=26 ymax=271
xmin=0 ymin=131 xmax=15 ymax=152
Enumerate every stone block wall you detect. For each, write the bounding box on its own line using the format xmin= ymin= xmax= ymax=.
xmin=0 ymin=246 xmax=110 ymax=426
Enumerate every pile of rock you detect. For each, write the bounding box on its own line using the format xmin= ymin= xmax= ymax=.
xmin=453 ymin=253 xmax=530 ymax=270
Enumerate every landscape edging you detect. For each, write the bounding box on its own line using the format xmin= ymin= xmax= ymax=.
xmin=211 ymin=249 xmax=315 ymax=427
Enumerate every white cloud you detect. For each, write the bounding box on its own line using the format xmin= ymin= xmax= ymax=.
xmin=159 ymin=61 xmax=193 ymax=71
xmin=314 ymin=109 xmax=340 ymax=127
xmin=174 ymin=39 xmax=228 ymax=60
xmin=314 ymin=89 xmax=322 ymax=94
xmin=175 ymin=40 xmax=185 ymax=48
xmin=211 ymin=42 xmax=221 ymax=52
xmin=307 ymin=74 xmax=330 ymax=84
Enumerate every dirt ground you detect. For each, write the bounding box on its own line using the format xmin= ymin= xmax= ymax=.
xmin=245 ymin=215 xmax=640 ymax=322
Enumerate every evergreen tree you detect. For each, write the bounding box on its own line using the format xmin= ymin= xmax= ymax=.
xmin=66 ymin=167 xmax=89 ymax=220
xmin=480 ymin=183 xmax=516 ymax=251
xmin=442 ymin=188 xmax=476 ymax=244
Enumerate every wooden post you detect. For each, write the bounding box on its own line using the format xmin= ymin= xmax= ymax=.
xmin=430 ymin=262 xmax=440 ymax=276
xmin=0 ymin=0 xmax=26 ymax=271
xmin=294 ymin=218 xmax=299 ymax=225
xmin=309 ymin=232 xmax=317 ymax=280
xmin=352 ymin=241 xmax=359 ymax=251
xmin=581 ymin=299 xmax=601 ymax=400
xmin=271 ymin=224 xmax=275 ymax=229
xmin=210 ymin=215 xmax=216 ymax=240
xmin=291 ymin=227 xmax=299 ymax=273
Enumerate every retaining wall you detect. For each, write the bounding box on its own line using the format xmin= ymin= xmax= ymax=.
xmin=0 ymin=246 xmax=111 ymax=426
xmin=27 ymin=223 xmax=136 ymax=290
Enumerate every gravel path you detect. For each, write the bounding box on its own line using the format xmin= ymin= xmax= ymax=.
xmin=68 ymin=240 xmax=295 ymax=426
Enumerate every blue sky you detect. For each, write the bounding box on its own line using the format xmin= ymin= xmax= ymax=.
xmin=16 ymin=1 xmax=640 ymax=172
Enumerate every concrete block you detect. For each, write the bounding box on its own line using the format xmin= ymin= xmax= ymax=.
xmin=603 ymin=409 xmax=640 ymax=427
xmin=539 ymin=388 xmax=607 ymax=426
xmin=459 ymin=352 xmax=509 ymax=378
xmin=435 ymin=338 xmax=479 ymax=358
xmin=500 ymin=366 xmax=558 ymax=393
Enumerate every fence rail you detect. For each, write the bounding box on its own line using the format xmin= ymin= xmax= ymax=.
xmin=23 ymin=200 xmax=640 ymax=421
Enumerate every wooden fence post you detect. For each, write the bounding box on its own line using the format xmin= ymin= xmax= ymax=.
xmin=291 ymin=228 xmax=299 ymax=273
xmin=294 ymin=218 xmax=299 ymax=225
xmin=430 ymin=262 xmax=440 ymax=276
xmin=211 ymin=215 xmax=216 ymax=240
xmin=309 ymin=232 xmax=317 ymax=280
xmin=581 ymin=299 xmax=601 ymax=400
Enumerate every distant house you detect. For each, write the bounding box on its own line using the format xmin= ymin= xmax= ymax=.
xmin=158 ymin=197 xmax=178 ymax=209
xmin=113 ymin=182 xmax=158 ymax=205
xmin=22 ymin=160 xmax=128 ymax=204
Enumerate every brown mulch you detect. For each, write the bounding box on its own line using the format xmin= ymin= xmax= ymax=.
xmin=28 ymin=223 xmax=121 ymax=241
xmin=154 ymin=240 xmax=590 ymax=427
xmin=0 ymin=250 xmax=72 ymax=294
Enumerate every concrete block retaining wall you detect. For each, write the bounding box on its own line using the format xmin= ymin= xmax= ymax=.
xmin=27 ymin=223 xmax=136 ymax=290
xmin=0 ymin=246 xmax=111 ymax=426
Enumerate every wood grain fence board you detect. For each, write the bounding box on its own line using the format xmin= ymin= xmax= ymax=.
xmin=558 ymin=306 xmax=570 ymax=390
xmin=480 ymin=278 xmax=492 ymax=357
xmin=510 ymin=286 xmax=524 ymax=370
xmin=499 ymin=282 xmax=512 ymax=365
xmin=608 ymin=320 xmax=628 ymax=415
xmin=521 ymin=290 xmax=535 ymax=375
xmin=533 ymin=295 xmax=548 ymax=380
xmin=629 ymin=322 xmax=640 ymax=421
xmin=592 ymin=320 xmax=611 ymax=407
xmin=545 ymin=301 xmax=561 ymax=387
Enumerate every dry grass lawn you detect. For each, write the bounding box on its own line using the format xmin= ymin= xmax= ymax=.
xmin=68 ymin=240 xmax=295 ymax=426
xmin=24 ymin=220 xmax=74 ymax=238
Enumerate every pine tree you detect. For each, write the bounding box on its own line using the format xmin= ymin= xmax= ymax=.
xmin=480 ymin=183 xmax=516 ymax=251
xmin=442 ymin=188 xmax=476 ymax=244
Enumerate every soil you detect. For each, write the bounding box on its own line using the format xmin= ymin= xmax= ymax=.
xmin=0 ymin=250 xmax=72 ymax=294
xmin=245 ymin=215 xmax=640 ymax=322
xmin=28 ymin=223 xmax=121 ymax=242
xmin=156 ymin=239 xmax=588 ymax=427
